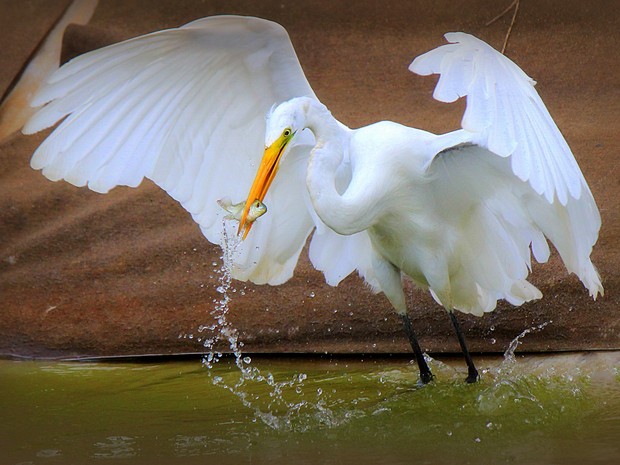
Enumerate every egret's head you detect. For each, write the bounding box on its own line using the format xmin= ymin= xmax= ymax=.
xmin=264 ymin=98 xmax=307 ymax=147
xmin=238 ymin=98 xmax=308 ymax=238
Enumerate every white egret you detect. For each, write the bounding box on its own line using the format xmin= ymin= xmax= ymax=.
xmin=23 ymin=16 xmax=602 ymax=383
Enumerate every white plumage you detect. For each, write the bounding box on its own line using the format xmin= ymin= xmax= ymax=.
xmin=23 ymin=16 xmax=602 ymax=382
xmin=26 ymin=16 xmax=317 ymax=285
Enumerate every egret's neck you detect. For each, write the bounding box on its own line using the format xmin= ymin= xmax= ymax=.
xmin=301 ymin=98 xmax=345 ymax=179
xmin=303 ymin=100 xmax=343 ymax=151
xmin=302 ymin=99 xmax=365 ymax=235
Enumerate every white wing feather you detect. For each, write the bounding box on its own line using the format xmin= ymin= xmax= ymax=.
xmin=24 ymin=16 xmax=319 ymax=285
xmin=409 ymin=34 xmax=602 ymax=302
xmin=409 ymin=32 xmax=587 ymax=205
xmin=309 ymin=217 xmax=380 ymax=291
xmin=427 ymin=143 xmax=602 ymax=314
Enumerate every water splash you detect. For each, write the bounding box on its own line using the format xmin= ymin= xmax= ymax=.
xmin=198 ymin=221 xmax=344 ymax=431
xmin=476 ymin=320 xmax=560 ymax=414
xmin=199 ymin=222 xmax=241 ymax=366
xmin=503 ymin=320 xmax=552 ymax=365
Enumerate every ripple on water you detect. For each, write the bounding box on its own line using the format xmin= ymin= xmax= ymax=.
xmin=1 ymin=350 xmax=619 ymax=464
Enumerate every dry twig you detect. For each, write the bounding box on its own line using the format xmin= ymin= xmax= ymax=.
xmin=486 ymin=0 xmax=521 ymax=54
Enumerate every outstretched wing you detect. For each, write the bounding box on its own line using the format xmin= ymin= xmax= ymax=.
xmin=409 ymin=33 xmax=602 ymax=302
xmin=410 ymin=32 xmax=588 ymax=205
xmin=23 ymin=15 xmax=318 ymax=285
xmin=427 ymin=142 xmax=602 ymax=315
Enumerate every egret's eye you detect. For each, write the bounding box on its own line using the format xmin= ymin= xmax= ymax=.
xmin=283 ymin=128 xmax=292 ymax=137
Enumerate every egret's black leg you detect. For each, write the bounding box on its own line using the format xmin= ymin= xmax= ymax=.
xmin=449 ymin=311 xmax=479 ymax=383
xmin=399 ymin=313 xmax=433 ymax=385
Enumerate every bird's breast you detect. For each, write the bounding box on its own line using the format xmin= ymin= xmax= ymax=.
xmin=368 ymin=208 xmax=444 ymax=287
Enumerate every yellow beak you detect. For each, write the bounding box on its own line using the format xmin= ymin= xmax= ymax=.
xmin=238 ymin=132 xmax=292 ymax=239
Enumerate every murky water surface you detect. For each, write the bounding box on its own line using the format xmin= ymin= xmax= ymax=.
xmin=1 ymin=352 xmax=619 ymax=465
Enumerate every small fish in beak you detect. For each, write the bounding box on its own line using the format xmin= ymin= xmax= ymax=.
xmin=217 ymin=197 xmax=268 ymax=225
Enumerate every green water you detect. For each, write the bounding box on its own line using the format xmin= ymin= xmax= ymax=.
xmin=1 ymin=353 xmax=619 ymax=465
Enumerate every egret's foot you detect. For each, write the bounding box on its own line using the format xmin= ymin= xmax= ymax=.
xmin=448 ymin=312 xmax=481 ymax=385
xmin=399 ymin=313 xmax=433 ymax=385
xmin=419 ymin=369 xmax=434 ymax=386
xmin=465 ymin=367 xmax=479 ymax=384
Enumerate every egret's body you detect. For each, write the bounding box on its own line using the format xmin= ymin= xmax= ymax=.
xmin=21 ymin=16 xmax=602 ymax=383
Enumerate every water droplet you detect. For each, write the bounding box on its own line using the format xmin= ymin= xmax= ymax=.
xmin=309 ymin=291 xmax=315 ymax=298
xmin=243 ymin=356 xmax=252 ymax=364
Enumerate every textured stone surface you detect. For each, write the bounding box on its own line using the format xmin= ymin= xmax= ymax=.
xmin=0 ymin=0 xmax=618 ymax=359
